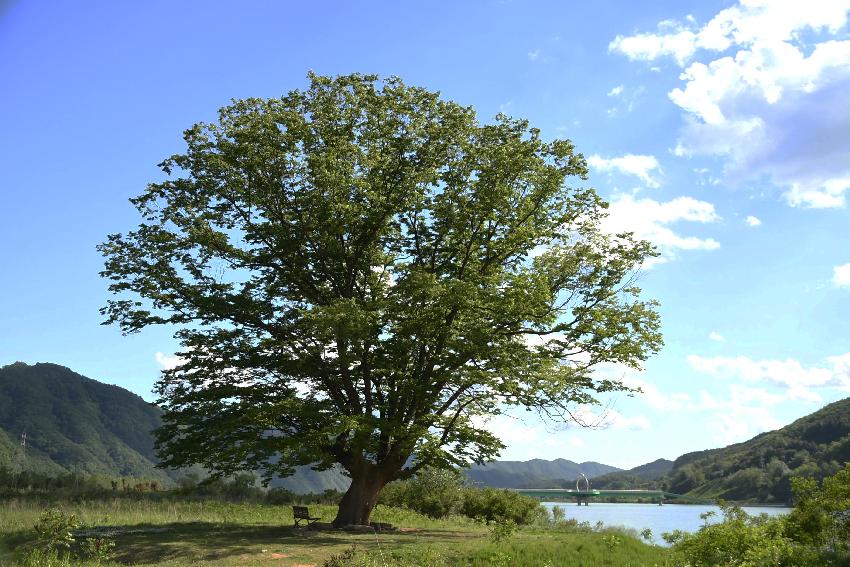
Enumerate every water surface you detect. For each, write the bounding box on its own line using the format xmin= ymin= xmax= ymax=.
xmin=541 ymin=502 xmax=791 ymax=546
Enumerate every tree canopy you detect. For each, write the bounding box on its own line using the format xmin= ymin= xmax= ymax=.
xmin=99 ymin=73 xmax=662 ymax=525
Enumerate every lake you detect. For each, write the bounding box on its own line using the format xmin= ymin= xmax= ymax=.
xmin=541 ymin=502 xmax=791 ymax=546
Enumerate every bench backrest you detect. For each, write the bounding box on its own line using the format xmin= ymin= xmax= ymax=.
xmin=293 ymin=506 xmax=311 ymax=518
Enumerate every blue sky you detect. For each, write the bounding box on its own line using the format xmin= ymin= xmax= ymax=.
xmin=2 ymin=0 xmax=850 ymax=469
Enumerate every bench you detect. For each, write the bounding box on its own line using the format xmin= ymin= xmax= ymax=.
xmin=292 ymin=505 xmax=320 ymax=527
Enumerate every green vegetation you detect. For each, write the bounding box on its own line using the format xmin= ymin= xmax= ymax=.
xmin=1 ymin=498 xmax=672 ymax=566
xmin=0 ymin=362 xmax=166 ymax=482
xmin=664 ymin=463 xmax=850 ymax=566
xmin=667 ymin=396 xmax=850 ymax=503
xmin=379 ymin=467 xmax=545 ymax=525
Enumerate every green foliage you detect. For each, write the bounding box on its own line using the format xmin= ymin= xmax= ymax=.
xmin=19 ymin=547 xmax=74 ymax=567
xmin=550 ymin=505 xmax=565 ymax=522
xmin=379 ymin=467 xmax=465 ymax=518
xmin=79 ymin=537 xmax=116 ymax=562
xmin=669 ymin=466 xmax=850 ymax=566
xmin=33 ymin=507 xmax=79 ymax=552
xmin=99 ymin=72 xmax=662 ymax=525
xmin=786 ymin=464 xmax=850 ymax=554
xmin=380 ymin=469 xmax=544 ymax=527
xmin=460 ymin=487 xmax=545 ymax=525
xmin=488 ymin=518 xmax=518 ymax=543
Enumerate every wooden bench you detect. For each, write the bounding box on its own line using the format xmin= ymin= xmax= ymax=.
xmin=292 ymin=505 xmax=320 ymax=527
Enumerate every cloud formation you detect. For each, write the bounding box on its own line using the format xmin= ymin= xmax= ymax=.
xmin=687 ymin=352 xmax=850 ymax=402
xmin=745 ymin=215 xmax=761 ymax=227
xmin=588 ymin=154 xmax=661 ymax=188
xmin=155 ymin=351 xmax=184 ymax=371
xmin=602 ymin=194 xmax=721 ymax=266
xmin=611 ymin=0 xmax=850 ymax=208
xmin=833 ymin=263 xmax=850 ymax=288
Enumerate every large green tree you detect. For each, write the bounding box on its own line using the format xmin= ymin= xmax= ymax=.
xmin=100 ymin=73 xmax=662 ymax=526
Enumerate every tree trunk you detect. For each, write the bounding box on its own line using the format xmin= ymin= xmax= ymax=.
xmin=332 ymin=472 xmax=387 ymax=527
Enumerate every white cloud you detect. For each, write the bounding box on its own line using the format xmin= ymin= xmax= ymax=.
xmin=709 ymin=331 xmax=726 ymax=342
xmin=833 ymin=263 xmax=850 ymax=288
xmin=607 ymin=85 xmax=624 ymax=97
xmin=155 ymin=351 xmax=184 ymax=371
xmin=611 ymin=1 xmax=850 ymax=208
xmin=687 ymin=352 xmax=850 ymax=402
xmin=621 ymin=375 xmax=694 ymax=412
xmin=602 ymin=194 xmax=721 ymax=266
xmin=528 ymin=49 xmax=541 ymax=61
xmin=609 ymin=25 xmax=699 ymax=66
xmin=745 ymin=215 xmax=762 ymax=227
xmin=588 ymin=154 xmax=662 ymax=188
xmin=698 ymin=390 xmax=784 ymax=445
xmin=577 ymin=405 xmax=651 ymax=431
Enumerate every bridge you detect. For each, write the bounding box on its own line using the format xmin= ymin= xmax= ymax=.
xmin=515 ymin=488 xmax=684 ymax=505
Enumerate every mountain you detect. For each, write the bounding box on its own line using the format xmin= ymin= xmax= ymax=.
xmin=466 ymin=458 xmax=620 ymax=488
xmin=667 ymin=396 xmax=850 ymax=503
xmin=0 ymin=362 xmax=352 ymax=492
xmin=0 ymin=362 xmax=172 ymax=482
xmin=591 ymin=458 xmax=674 ymax=489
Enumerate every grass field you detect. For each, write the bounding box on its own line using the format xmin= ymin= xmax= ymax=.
xmin=0 ymin=499 xmax=674 ymax=566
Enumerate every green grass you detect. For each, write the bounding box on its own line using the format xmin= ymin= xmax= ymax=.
xmin=1 ymin=499 xmax=674 ymax=566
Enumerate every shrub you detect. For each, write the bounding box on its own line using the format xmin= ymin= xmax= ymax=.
xmin=550 ymin=505 xmax=565 ymax=523
xmin=488 ymin=518 xmax=518 ymax=543
xmin=80 ymin=537 xmax=116 ymax=562
xmin=459 ymin=487 xmax=544 ymax=525
xmin=379 ymin=467 xmax=465 ymax=518
xmin=33 ymin=508 xmax=79 ymax=552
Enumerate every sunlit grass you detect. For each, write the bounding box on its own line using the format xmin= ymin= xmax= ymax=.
xmin=1 ymin=499 xmax=673 ymax=566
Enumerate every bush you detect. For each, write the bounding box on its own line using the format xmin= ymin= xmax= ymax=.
xmin=459 ymin=487 xmax=544 ymax=525
xmin=379 ymin=467 xmax=465 ymax=518
xmin=33 ymin=508 xmax=79 ymax=552
xmin=80 ymin=537 xmax=116 ymax=563
xmin=550 ymin=505 xmax=565 ymax=523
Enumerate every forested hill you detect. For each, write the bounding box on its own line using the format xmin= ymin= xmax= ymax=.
xmin=0 ymin=362 xmax=352 ymax=492
xmin=466 ymin=458 xmax=620 ymax=488
xmin=0 ymin=362 xmax=171 ymax=482
xmin=667 ymin=396 xmax=850 ymax=503
xmin=591 ymin=458 xmax=674 ymax=489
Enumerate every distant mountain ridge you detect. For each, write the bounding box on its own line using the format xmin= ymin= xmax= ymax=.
xmin=466 ymin=458 xmax=620 ymax=488
xmin=591 ymin=458 xmax=674 ymax=489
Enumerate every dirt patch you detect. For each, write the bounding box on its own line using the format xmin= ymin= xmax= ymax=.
xmin=270 ymin=552 xmax=289 ymax=559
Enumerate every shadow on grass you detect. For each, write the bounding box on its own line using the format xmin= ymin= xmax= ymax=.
xmin=110 ymin=522 xmax=476 ymax=564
